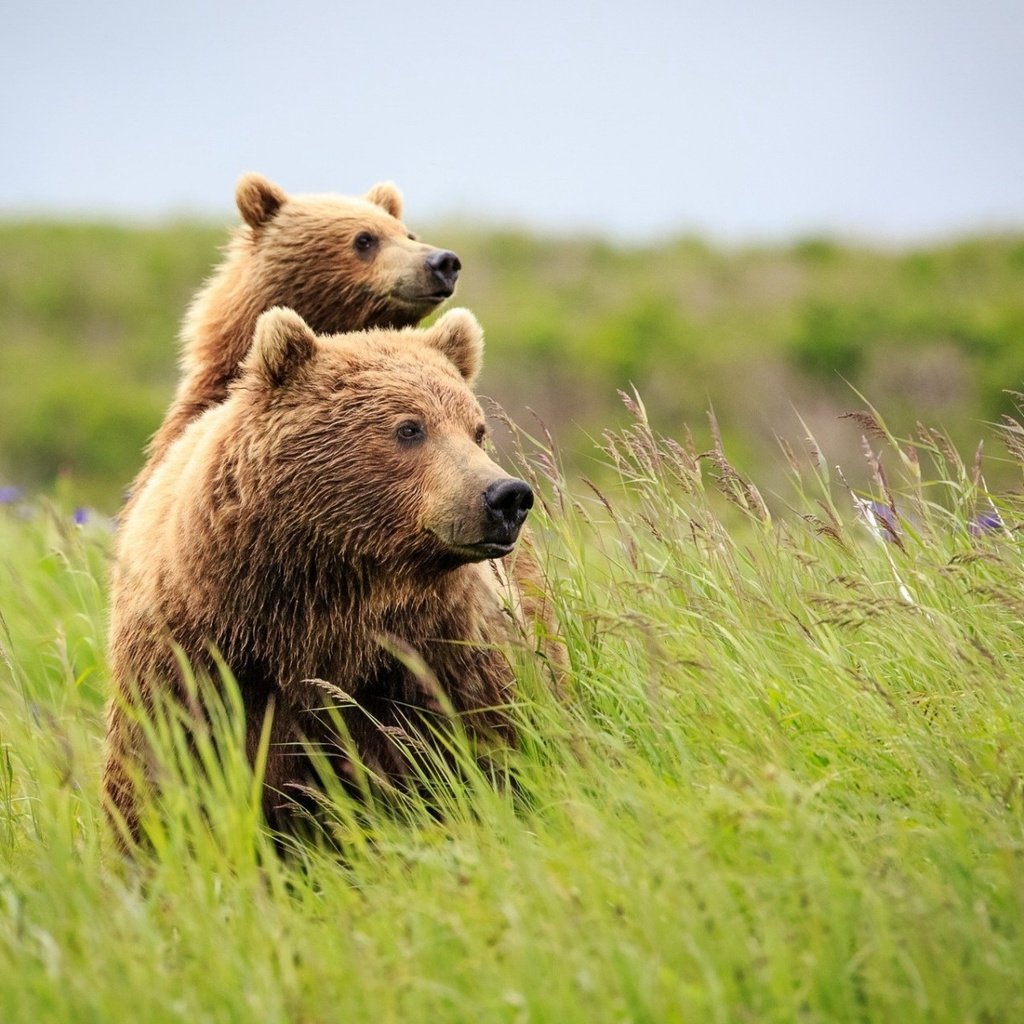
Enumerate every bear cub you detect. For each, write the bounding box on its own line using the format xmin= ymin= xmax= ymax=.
xmin=142 ymin=173 xmax=461 ymax=483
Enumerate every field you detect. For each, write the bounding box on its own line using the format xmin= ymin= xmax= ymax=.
xmin=2 ymin=402 xmax=1024 ymax=1021
xmin=2 ymin=221 xmax=1024 ymax=1020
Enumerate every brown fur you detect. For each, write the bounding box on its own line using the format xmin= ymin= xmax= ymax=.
xmin=139 ymin=173 xmax=458 ymax=491
xmin=104 ymin=309 xmax=559 ymax=841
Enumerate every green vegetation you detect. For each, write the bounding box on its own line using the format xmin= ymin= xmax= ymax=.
xmin=2 ymin=404 xmax=1024 ymax=1021
xmin=2 ymin=218 xmax=1024 ymax=1019
xmin=2 ymin=220 xmax=1024 ymax=508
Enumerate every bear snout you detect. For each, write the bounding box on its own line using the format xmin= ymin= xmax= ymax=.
xmin=425 ymin=249 xmax=461 ymax=296
xmin=483 ymin=478 xmax=534 ymax=540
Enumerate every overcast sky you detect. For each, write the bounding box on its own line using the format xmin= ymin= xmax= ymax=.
xmin=3 ymin=0 xmax=1022 ymax=240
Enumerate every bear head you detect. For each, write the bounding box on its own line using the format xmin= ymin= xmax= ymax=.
xmin=235 ymin=173 xmax=461 ymax=333
xmin=235 ymin=307 xmax=534 ymax=573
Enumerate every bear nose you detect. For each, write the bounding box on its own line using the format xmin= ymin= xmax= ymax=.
xmin=425 ymin=249 xmax=461 ymax=295
xmin=483 ymin=478 xmax=534 ymax=533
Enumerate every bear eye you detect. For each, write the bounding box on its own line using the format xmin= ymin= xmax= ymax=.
xmin=395 ymin=419 xmax=425 ymax=444
xmin=473 ymin=424 xmax=487 ymax=447
xmin=354 ymin=231 xmax=378 ymax=253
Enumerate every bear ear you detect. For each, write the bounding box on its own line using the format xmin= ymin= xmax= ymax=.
xmin=236 ymin=173 xmax=287 ymax=230
xmin=245 ymin=307 xmax=317 ymax=387
xmin=424 ymin=308 xmax=484 ymax=384
xmin=364 ymin=181 xmax=403 ymax=220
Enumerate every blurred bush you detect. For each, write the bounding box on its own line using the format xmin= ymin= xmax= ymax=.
xmin=2 ymin=220 xmax=1023 ymax=510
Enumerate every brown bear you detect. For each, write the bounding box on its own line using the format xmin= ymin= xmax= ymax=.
xmin=104 ymin=307 xmax=557 ymax=841
xmin=140 ymin=172 xmax=461 ymax=485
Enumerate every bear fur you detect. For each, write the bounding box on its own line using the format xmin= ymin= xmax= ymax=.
xmin=140 ymin=173 xmax=461 ymax=486
xmin=104 ymin=308 xmax=557 ymax=840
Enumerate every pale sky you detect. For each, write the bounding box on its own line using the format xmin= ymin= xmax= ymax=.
xmin=3 ymin=0 xmax=1022 ymax=240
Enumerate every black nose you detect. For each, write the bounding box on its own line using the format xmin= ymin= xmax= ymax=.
xmin=484 ymin=478 xmax=534 ymax=533
xmin=425 ymin=249 xmax=461 ymax=295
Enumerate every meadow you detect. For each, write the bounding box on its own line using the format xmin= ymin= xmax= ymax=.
xmin=1 ymin=221 xmax=1024 ymax=1021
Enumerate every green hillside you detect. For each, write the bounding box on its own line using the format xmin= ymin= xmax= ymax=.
xmin=2 ymin=220 xmax=1024 ymax=508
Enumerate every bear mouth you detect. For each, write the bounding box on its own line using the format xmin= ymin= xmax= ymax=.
xmin=426 ymin=523 xmax=520 ymax=563
xmin=443 ymin=539 xmax=517 ymax=563
xmin=428 ymin=532 xmax=516 ymax=565
xmin=393 ymin=286 xmax=454 ymax=308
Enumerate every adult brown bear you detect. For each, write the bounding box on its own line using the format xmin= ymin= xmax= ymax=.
xmin=104 ymin=308 xmax=558 ymax=841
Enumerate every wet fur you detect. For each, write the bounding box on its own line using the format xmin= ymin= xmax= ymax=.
xmin=104 ymin=312 xmax=558 ymax=841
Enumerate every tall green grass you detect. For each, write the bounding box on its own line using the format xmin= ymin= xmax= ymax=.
xmin=1 ymin=400 xmax=1023 ymax=1021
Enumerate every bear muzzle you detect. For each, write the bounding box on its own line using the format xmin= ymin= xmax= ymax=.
xmin=429 ymin=475 xmax=534 ymax=563
xmin=424 ymin=249 xmax=461 ymax=298
xmin=472 ymin=477 xmax=534 ymax=559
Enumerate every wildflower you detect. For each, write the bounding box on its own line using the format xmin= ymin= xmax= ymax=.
xmin=0 ymin=485 xmax=23 ymax=505
xmin=857 ymin=499 xmax=900 ymax=543
xmin=850 ymin=495 xmax=915 ymax=604
xmin=969 ymin=510 xmax=1002 ymax=537
xmin=72 ymin=507 xmax=88 ymax=526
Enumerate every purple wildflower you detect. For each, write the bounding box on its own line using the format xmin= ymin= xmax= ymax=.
xmin=72 ymin=507 xmax=88 ymax=526
xmin=867 ymin=500 xmax=900 ymax=542
xmin=969 ymin=510 xmax=1002 ymax=537
xmin=0 ymin=485 xmax=23 ymax=505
